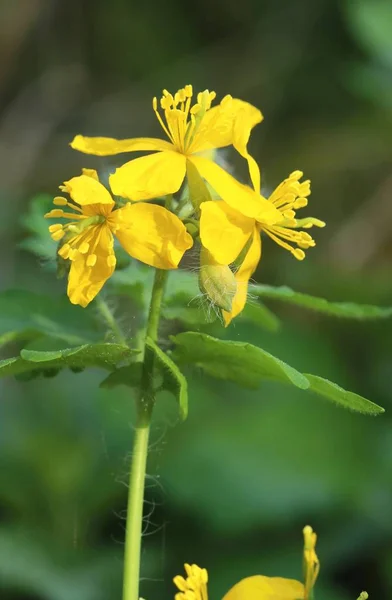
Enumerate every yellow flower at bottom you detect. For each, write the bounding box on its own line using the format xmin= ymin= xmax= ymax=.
xmin=200 ymin=168 xmax=325 ymax=325
xmin=45 ymin=169 xmax=193 ymax=307
xmin=174 ymin=526 xmax=319 ymax=600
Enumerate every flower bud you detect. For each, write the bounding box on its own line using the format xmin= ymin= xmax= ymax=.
xmin=199 ymin=247 xmax=237 ymax=312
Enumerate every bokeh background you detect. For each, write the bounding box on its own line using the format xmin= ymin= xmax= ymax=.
xmin=1 ymin=0 xmax=392 ymax=598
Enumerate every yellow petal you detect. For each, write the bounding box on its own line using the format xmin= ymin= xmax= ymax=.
xmin=232 ymin=108 xmax=262 ymax=193
xmin=82 ymin=168 xmax=99 ymax=180
xmin=190 ymin=156 xmax=281 ymax=223
xmin=223 ymin=227 xmax=261 ymax=326
xmin=190 ymin=97 xmax=262 ymax=154
xmin=62 ymin=174 xmax=114 ymax=206
xmin=70 ymin=135 xmax=175 ymax=155
xmin=200 ymin=200 xmax=254 ymax=264
xmin=110 ymin=203 xmax=193 ymax=269
xmin=223 ymin=575 xmax=305 ymax=600
xmin=67 ymin=225 xmax=115 ymax=307
xmin=109 ymin=151 xmax=186 ymax=201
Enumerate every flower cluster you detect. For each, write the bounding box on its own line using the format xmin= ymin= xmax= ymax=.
xmin=46 ymin=85 xmax=324 ymax=320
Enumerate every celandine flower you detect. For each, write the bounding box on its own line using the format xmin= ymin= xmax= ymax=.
xmin=200 ymin=165 xmax=325 ymax=325
xmin=174 ymin=526 xmax=319 ymax=600
xmin=45 ymin=169 xmax=192 ymax=307
xmin=70 ymin=85 xmax=277 ymax=221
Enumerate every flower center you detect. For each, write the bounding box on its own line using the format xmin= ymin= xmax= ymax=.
xmin=152 ymin=85 xmax=216 ymax=154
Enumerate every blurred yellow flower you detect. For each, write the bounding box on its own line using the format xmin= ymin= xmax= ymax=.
xmin=45 ymin=169 xmax=193 ymax=307
xmin=174 ymin=526 xmax=319 ymax=600
xmin=70 ymin=85 xmax=277 ymax=223
xmin=200 ymin=166 xmax=325 ymax=325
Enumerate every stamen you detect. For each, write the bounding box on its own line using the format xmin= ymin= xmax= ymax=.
xmin=53 ymin=196 xmax=68 ymax=206
xmin=152 ymin=98 xmax=174 ymax=143
xmin=79 ymin=242 xmax=90 ymax=254
xmin=51 ymin=229 xmax=65 ymax=241
xmin=107 ymin=255 xmax=116 ymax=267
xmin=86 ymin=254 xmax=97 ymax=267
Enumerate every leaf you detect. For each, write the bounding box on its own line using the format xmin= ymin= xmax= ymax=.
xmin=0 ymin=290 xmax=102 ymax=348
xmin=171 ymin=332 xmax=309 ymax=390
xmin=100 ymin=363 xmax=143 ymax=389
xmin=146 ymin=338 xmax=188 ymax=420
xmin=0 ymin=344 xmax=138 ymax=379
xmin=305 ymin=374 xmax=384 ymax=415
xmin=171 ymin=333 xmax=385 ymax=415
xmin=251 ymin=284 xmax=392 ymax=320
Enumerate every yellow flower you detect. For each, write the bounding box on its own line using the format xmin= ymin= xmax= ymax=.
xmin=173 ymin=564 xmax=304 ymax=600
xmin=200 ymin=167 xmax=325 ymax=325
xmin=303 ymin=526 xmax=319 ymax=600
xmin=174 ymin=526 xmax=319 ymax=600
xmin=45 ymin=169 xmax=193 ymax=307
xmin=70 ymin=85 xmax=277 ymax=223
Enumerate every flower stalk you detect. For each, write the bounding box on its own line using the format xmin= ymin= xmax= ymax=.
xmin=122 ymin=267 xmax=168 ymax=600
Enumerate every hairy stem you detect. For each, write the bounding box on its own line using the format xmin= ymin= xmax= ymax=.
xmin=122 ymin=268 xmax=168 ymax=600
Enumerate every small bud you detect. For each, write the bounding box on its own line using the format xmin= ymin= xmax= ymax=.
xmin=199 ymin=248 xmax=237 ymax=312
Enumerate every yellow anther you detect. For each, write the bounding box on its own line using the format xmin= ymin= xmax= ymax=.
xmin=49 ymin=224 xmax=63 ymax=233
xmin=79 ymin=242 xmax=90 ymax=254
xmin=86 ymin=254 xmax=97 ymax=267
xmin=69 ymin=248 xmax=79 ymax=261
xmin=45 ymin=209 xmax=64 ymax=218
xmin=289 ymin=170 xmax=303 ymax=180
xmin=107 ymin=255 xmax=116 ymax=267
xmin=190 ymin=103 xmax=201 ymax=115
xmin=53 ymin=196 xmax=68 ymax=206
xmin=152 ymin=97 xmax=158 ymax=110
xmin=292 ymin=248 xmax=305 ymax=260
xmin=184 ymin=84 xmax=193 ymax=97
xmin=51 ymin=229 xmax=65 ymax=241
xmin=59 ymin=243 xmax=71 ymax=259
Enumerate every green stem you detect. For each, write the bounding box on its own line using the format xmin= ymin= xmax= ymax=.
xmin=96 ymin=296 xmax=127 ymax=346
xmin=122 ymin=268 xmax=168 ymax=600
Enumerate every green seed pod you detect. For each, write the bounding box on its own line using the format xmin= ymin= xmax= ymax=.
xmin=199 ymin=247 xmax=236 ymax=312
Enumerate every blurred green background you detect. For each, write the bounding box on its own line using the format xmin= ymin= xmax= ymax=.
xmin=1 ymin=0 xmax=392 ymax=598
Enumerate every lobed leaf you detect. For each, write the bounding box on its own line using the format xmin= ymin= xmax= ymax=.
xmin=251 ymin=284 xmax=392 ymax=320
xmin=171 ymin=332 xmax=309 ymax=390
xmin=0 ymin=344 xmax=138 ymax=379
xmin=172 ymin=332 xmax=384 ymax=415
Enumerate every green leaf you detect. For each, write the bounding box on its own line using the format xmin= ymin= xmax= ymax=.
xmin=0 ymin=290 xmax=102 ymax=348
xmin=171 ymin=332 xmax=309 ymax=390
xmin=171 ymin=333 xmax=385 ymax=415
xmin=305 ymin=374 xmax=384 ymax=415
xmin=100 ymin=363 xmax=143 ymax=389
xmin=146 ymin=338 xmax=188 ymax=420
xmin=0 ymin=344 xmax=138 ymax=379
xmin=252 ymin=284 xmax=392 ymax=320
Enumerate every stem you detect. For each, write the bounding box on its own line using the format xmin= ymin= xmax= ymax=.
xmin=122 ymin=268 xmax=168 ymax=600
xmin=96 ymin=295 xmax=127 ymax=345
